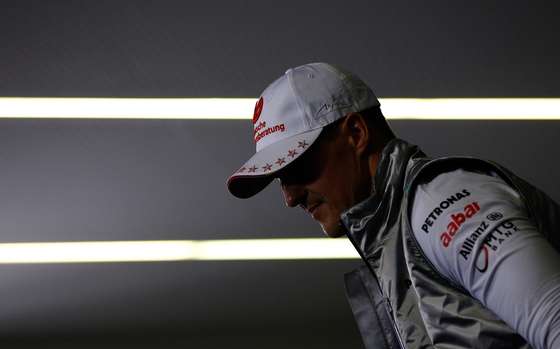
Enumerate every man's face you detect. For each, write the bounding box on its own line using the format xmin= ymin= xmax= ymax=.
xmin=276 ymin=118 xmax=372 ymax=237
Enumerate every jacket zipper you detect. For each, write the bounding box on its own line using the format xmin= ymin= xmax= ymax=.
xmin=384 ymin=297 xmax=406 ymax=349
xmin=344 ymin=224 xmax=406 ymax=349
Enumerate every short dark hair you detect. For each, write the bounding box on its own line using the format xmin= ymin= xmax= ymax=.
xmin=319 ymin=106 xmax=395 ymax=153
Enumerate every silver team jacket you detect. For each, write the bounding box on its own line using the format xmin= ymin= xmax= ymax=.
xmin=342 ymin=139 xmax=560 ymax=349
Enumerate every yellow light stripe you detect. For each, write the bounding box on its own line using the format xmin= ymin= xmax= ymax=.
xmin=0 ymin=98 xmax=252 ymax=119
xmin=382 ymin=98 xmax=560 ymax=120
xmin=0 ymin=239 xmax=360 ymax=264
xmin=0 ymin=98 xmax=559 ymax=120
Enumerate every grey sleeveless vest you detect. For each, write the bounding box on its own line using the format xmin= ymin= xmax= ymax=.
xmin=342 ymin=139 xmax=560 ymax=349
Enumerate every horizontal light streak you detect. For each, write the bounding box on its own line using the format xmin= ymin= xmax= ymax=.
xmin=0 ymin=239 xmax=360 ymax=264
xmin=382 ymin=98 xmax=560 ymax=120
xmin=0 ymin=98 xmax=559 ymax=120
xmin=0 ymin=98 xmax=251 ymax=119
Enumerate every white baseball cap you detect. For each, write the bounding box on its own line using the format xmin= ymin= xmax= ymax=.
xmin=227 ymin=62 xmax=380 ymax=198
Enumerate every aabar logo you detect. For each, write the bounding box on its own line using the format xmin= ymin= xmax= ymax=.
xmin=253 ymin=97 xmax=264 ymax=124
xmin=440 ymin=202 xmax=480 ymax=248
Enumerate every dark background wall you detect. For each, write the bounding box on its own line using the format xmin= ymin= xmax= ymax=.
xmin=0 ymin=1 xmax=558 ymax=348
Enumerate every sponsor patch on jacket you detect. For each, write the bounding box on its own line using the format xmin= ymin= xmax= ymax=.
xmin=440 ymin=202 xmax=480 ymax=247
xmin=422 ymin=189 xmax=471 ymax=234
xmin=460 ymin=219 xmax=518 ymax=273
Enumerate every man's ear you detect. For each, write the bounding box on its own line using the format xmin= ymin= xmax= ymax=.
xmin=341 ymin=112 xmax=370 ymax=156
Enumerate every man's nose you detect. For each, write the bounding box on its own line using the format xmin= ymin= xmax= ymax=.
xmin=280 ymin=182 xmax=306 ymax=208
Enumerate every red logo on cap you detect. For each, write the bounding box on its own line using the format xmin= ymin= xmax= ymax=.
xmin=253 ymin=97 xmax=264 ymax=124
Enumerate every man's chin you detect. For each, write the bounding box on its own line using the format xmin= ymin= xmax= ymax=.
xmin=320 ymin=221 xmax=346 ymax=238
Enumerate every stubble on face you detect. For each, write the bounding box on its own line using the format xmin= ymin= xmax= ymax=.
xmin=279 ymin=114 xmax=376 ymax=238
xmin=300 ymin=190 xmax=346 ymax=238
xmin=300 ymin=142 xmax=368 ymax=238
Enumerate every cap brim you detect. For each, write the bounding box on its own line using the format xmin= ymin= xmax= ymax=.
xmin=227 ymin=128 xmax=323 ymax=198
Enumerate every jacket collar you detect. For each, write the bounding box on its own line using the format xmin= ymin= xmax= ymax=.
xmin=340 ymin=138 xmax=425 ymax=258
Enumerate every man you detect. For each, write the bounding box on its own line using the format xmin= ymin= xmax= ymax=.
xmin=226 ymin=62 xmax=560 ymax=349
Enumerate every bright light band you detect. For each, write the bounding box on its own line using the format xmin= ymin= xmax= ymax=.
xmin=0 ymin=239 xmax=360 ymax=264
xmin=382 ymin=98 xmax=560 ymax=120
xmin=0 ymin=98 xmax=559 ymax=120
